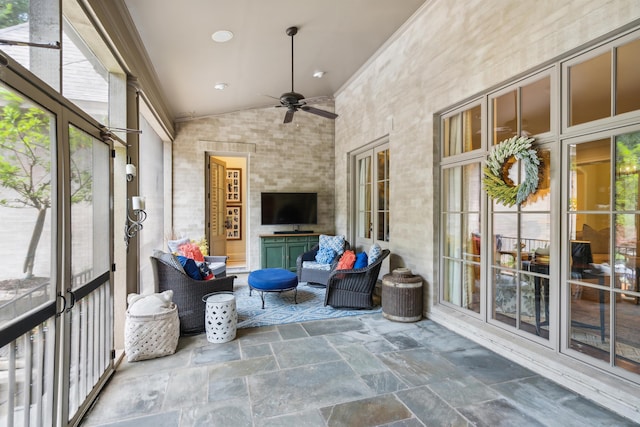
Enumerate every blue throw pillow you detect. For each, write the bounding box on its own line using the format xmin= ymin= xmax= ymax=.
xmin=354 ymin=252 xmax=368 ymax=269
xmin=177 ymin=255 xmax=202 ymax=280
xmin=315 ymin=246 xmax=337 ymax=264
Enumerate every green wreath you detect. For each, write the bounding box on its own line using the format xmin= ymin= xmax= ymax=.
xmin=482 ymin=135 xmax=540 ymax=207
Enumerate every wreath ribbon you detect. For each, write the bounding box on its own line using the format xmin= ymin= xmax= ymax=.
xmin=482 ymin=135 xmax=540 ymax=206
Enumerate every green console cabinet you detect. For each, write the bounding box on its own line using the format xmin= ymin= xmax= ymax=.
xmin=260 ymin=234 xmax=320 ymax=271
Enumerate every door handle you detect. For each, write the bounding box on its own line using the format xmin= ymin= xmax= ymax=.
xmin=56 ymin=292 xmax=67 ymax=317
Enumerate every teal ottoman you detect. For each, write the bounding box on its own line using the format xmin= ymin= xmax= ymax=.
xmin=248 ymin=268 xmax=298 ymax=309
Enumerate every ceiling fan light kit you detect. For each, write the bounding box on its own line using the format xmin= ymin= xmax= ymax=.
xmin=275 ymin=26 xmax=338 ymax=124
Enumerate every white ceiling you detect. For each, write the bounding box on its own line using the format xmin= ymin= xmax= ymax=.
xmin=122 ymin=0 xmax=426 ymax=120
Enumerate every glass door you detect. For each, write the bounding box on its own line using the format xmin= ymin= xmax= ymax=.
xmin=354 ymin=144 xmax=390 ymax=252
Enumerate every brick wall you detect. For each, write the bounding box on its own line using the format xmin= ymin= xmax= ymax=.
xmin=173 ymin=104 xmax=335 ymax=270
xmin=334 ymin=0 xmax=640 ymax=310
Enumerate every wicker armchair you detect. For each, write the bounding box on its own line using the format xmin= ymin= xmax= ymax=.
xmin=150 ymin=255 xmax=236 ymax=335
xmin=324 ymin=249 xmax=390 ymax=309
xmin=296 ymin=241 xmax=350 ymax=287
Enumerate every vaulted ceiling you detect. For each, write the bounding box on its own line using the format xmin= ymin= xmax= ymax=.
xmin=122 ymin=0 xmax=426 ymax=120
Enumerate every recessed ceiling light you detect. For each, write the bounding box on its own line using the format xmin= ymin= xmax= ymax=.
xmin=212 ymin=30 xmax=234 ymax=43
xmin=312 ymin=71 xmax=325 ymax=78
xmin=214 ymin=82 xmax=228 ymax=90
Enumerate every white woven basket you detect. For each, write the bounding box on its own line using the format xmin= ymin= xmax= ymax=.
xmin=125 ymin=303 xmax=180 ymax=362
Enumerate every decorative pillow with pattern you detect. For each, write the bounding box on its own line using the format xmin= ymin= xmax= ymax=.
xmin=315 ymin=246 xmax=337 ymax=264
xmin=168 ymin=237 xmax=190 ymax=254
xmin=368 ymin=243 xmax=382 ymax=265
xmin=179 ymin=242 xmax=205 ymax=262
xmin=319 ymin=234 xmax=346 ymax=256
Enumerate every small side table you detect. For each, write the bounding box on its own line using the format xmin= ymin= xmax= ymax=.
xmin=203 ymin=292 xmax=237 ymax=343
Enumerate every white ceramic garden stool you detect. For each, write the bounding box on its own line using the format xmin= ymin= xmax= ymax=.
xmin=203 ymin=292 xmax=237 ymax=343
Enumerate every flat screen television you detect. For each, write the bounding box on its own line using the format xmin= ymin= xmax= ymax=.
xmin=261 ymin=192 xmax=318 ymax=225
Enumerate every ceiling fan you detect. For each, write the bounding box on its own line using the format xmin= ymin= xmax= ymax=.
xmin=276 ymin=26 xmax=338 ymax=124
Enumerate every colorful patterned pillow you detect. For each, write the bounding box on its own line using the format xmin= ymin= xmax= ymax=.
xmin=368 ymin=243 xmax=382 ymax=265
xmin=319 ymin=234 xmax=346 ymax=255
xmin=354 ymin=252 xmax=368 ymax=269
xmin=315 ymin=246 xmax=337 ymax=264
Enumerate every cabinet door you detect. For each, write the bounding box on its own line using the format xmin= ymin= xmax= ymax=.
xmin=286 ymin=241 xmax=308 ymax=271
xmin=261 ymin=239 xmax=286 ymax=268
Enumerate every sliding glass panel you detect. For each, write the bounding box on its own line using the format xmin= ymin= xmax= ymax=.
xmin=0 ymin=83 xmax=55 ymax=326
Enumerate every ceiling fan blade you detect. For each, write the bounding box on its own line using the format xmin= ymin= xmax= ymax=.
xmin=300 ymin=105 xmax=338 ymax=120
xmin=283 ymin=109 xmax=295 ymax=123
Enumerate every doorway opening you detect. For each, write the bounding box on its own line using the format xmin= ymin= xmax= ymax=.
xmin=207 ymin=155 xmax=248 ymax=272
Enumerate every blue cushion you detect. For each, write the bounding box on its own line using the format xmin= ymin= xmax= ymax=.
xmin=354 ymin=252 xmax=368 ymax=269
xmin=177 ymin=255 xmax=201 ymax=280
xmin=319 ymin=234 xmax=346 ymax=255
xmin=249 ymin=268 xmax=298 ymax=291
xmin=368 ymin=243 xmax=382 ymax=265
xmin=315 ymin=246 xmax=336 ymax=264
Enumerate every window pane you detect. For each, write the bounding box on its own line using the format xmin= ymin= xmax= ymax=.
xmin=569 ymin=52 xmax=611 ymax=126
xmin=463 ymin=163 xmax=481 ymax=212
xmin=570 ymin=283 xmax=610 ymax=363
xmin=443 ymin=105 xmax=481 ymax=157
xmin=0 ymin=1 xmax=60 ymax=90
xmin=568 ymin=138 xmax=611 ymax=212
xmin=0 ymin=84 xmax=55 ymax=325
xmin=357 ymin=156 xmax=371 ymax=239
xmin=443 ymin=214 xmax=462 ymax=258
xmin=443 ymin=166 xmax=462 ymax=212
xmin=522 ymin=76 xmax=550 ymax=136
xmin=63 ymin=20 xmax=109 ymax=124
xmin=463 ymin=105 xmax=481 ymax=152
xmin=615 ymin=132 xmax=640 ymax=212
xmin=616 ymin=39 xmax=640 ymax=115
xmin=493 ymin=90 xmax=517 ymax=144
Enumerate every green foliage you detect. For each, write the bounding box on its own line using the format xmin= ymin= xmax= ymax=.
xmin=0 ymin=88 xmax=52 ymax=210
xmin=0 ymin=0 xmax=29 ymax=28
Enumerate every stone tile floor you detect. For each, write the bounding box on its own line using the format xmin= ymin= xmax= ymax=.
xmin=81 ymin=315 xmax=638 ymax=427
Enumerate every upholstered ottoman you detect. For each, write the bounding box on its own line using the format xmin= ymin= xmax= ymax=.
xmin=248 ymin=268 xmax=298 ymax=309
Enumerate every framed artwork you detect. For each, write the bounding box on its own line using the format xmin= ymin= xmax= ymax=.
xmin=226 ymin=168 xmax=241 ymax=203
xmin=225 ymin=206 xmax=241 ymax=240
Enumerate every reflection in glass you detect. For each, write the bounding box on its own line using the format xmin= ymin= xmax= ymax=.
xmin=357 ymin=157 xmax=372 ymax=239
xmin=444 ymin=214 xmax=462 ymax=258
xmin=568 ymin=139 xmax=611 ymax=212
xmin=492 ymin=213 xmax=517 ymax=267
xmin=443 ymin=105 xmax=481 ymax=157
xmin=493 ymin=266 xmax=516 ymax=327
xmin=463 ymin=163 xmax=481 ymax=212
xmin=615 ymin=297 xmax=640 ymax=374
xmin=443 ymin=167 xmax=462 ymax=212
xmin=570 ymin=284 xmax=610 ymax=363
xmin=69 ymin=126 xmax=110 ymax=288
xmin=616 ymin=39 xmax=640 ymax=116
xmin=521 ymin=76 xmax=551 ymax=136
xmin=569 ymin=52 xmax=611 ymax=126
xmin=615 ymin=132 xmax=640 ymax=212
xmin=0 ymin=85 xmax=55 ymax=326
xmin=519 ymin=271 xmax=549 ymax=338
xmin=493 ymin=90 xmax=517 ymax=144
xmin=376 ymin=149 xmax=390 ymax=242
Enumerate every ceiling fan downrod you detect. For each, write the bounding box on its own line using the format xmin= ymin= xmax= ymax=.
xmin=286 ymin=26 xmax=297 ymax=93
